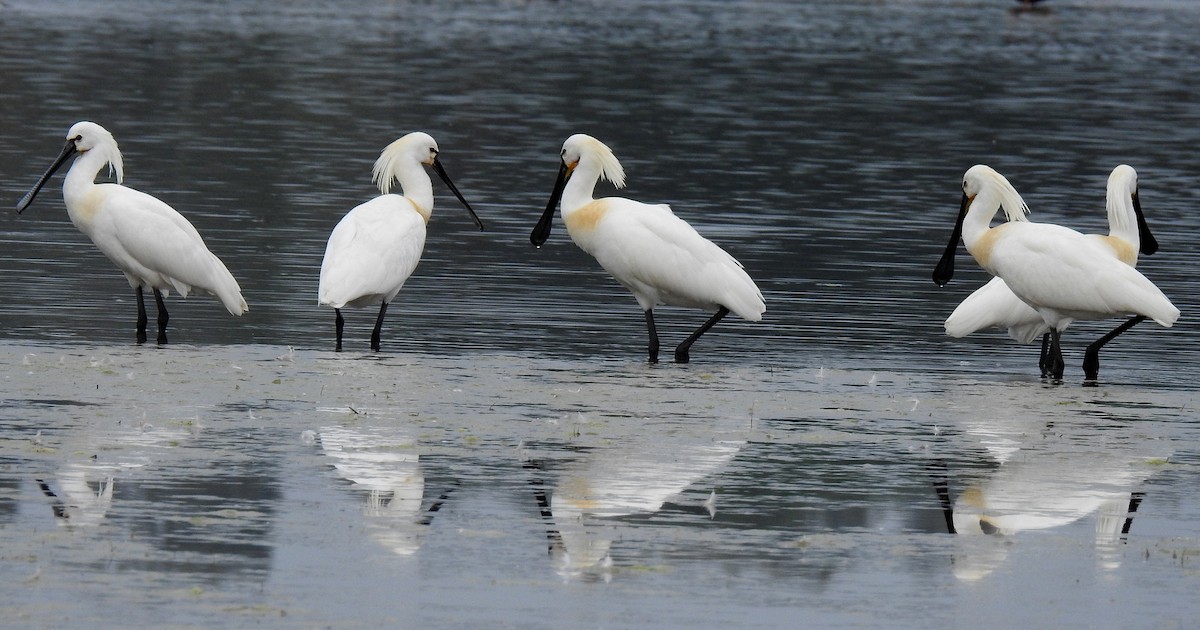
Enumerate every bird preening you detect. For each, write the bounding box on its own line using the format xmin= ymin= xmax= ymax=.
xmin=532 ymin=134 xmax=765 ymax=364
xmin=16 ymin=121 xmax=247 ymax=345
xmin=934 ymin=164 xmax=1178 ymax=381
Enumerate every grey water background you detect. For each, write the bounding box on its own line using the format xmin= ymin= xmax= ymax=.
xmin=1 ymin=1 xmax=1199 ymax=628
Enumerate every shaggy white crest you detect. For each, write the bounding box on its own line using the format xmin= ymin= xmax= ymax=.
xmin=564 ymin=133 xmax=626 ymax=189
xmin=69 ymin=121 xmax=124 ymax=184
xmin=372 ymin=132 xmax=437 ymax=195
xmin=965 ymin=164 xmax=1028 ymax=223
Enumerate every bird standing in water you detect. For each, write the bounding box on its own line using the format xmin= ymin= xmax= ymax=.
xmin=318 ymin=132 xmax=483 ymax=352
xmin=943 ymin=165 xmax=1160 ymax=377
xmin=16 ymin=121 xmax=247 ymax=344
xmin=933 ymin=164 xmax=1177 ymax=380
xmin=532 ymin=134 xmax=764 ymax=363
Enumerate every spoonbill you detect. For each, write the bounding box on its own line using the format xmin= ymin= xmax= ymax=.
xmin=318 ymin=132 xmax=483 ymax=352
xmin=531 ymin=134 xmax=764 ymax=363
xmin=933 ymin=165 xmax=1177 ymax=380
xmin=943 ymin=165 xmax=1160 ymax=377
xmin=15 ymin=121 xmax=247 ymax=344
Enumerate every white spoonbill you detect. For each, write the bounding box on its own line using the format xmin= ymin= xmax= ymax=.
xmin=531 ymin=134 xmax=764 ymax=363
xmin=932 ymin=165 xmax=1177 ymax=380
xmin=943 ymin=165 xmax=1160 ymax=378
xmin=318 ymin=132 xmax=483 ymax=352
xmin=15 ymin=121 xmax=247 ymax=344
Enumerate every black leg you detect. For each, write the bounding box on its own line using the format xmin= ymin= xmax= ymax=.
xmin=926 ymin=460 xmax=956 ymax=535
xmin=416 ymin=484 xmax=459 ymax=526
xmin=675 ymin=306 xmax=730 ymax=364
xmin=522 ymin=459 xmax=562 ymax=553
xmin=153 ymin=289 xmax=168 ymax=345
xmin=335 ymin=309 xmax=344 ymax=352
xmin=1083 ymin=315 xmax=1147 ymax=381
xmin=1047 ymin=329 xmax=1065 ymax=380
xmin=1122 ymin=491 xmax=1145 ymax=537
xmin=370 ymin=302 xmax=388 ymax=352
xmin=1038 ymin=332 xmax=1051 ymax=378
xmin=644 ymin=309 xmax=659 ymax=363
xmin=135 ymin=287 xmax=148 ymax=345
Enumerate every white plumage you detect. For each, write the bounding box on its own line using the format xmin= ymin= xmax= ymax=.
xmin=16 ymin=121 xmax=247 ymax=344
xmin=532 ymin=134 xmax=764 ymax=363
xmin=934 ymin=164 xmax=1178 ymax=380
xmin=945 ymin=165 xmax=1157 ymax=344
xmin=318 ymin=132 xmax=482 ymax=352
xmin=319 ymin=195 xmax=426 ymax=311
xmin=945 ymin=276 xmax=1052 ymax=345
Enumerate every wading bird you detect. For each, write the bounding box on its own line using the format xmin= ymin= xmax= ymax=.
xmin=943 ymin=165 xmax=1160 ymax=377
xmin=933 ymin=165 xmax=1177 ymax=380
xmin=15 ymin=121 xmax=247 ymax=344
xmin=318 ymin=132 xmax=483 ymax=352
xmin=531 ymin=134 xmax=764 ymax=363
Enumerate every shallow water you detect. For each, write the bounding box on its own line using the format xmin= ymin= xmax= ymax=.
xmin=1 ymin=0 xmax=1199 ymax=628
xmin=2 ymin=344 xmax=1198 ymax=628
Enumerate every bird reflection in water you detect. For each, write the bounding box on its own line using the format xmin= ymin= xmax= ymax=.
xmin=37 ymin=466 xmax=115 ymax=527
xmin=317 ymin=426 xmax=452 ymax=556
xmin=929 ymin=415 xmax=1165 ymax=581
xmin=36 ymin=423 xmax=192 ymax=527
xmin=523 ymin=417 xmax=744 ymax=581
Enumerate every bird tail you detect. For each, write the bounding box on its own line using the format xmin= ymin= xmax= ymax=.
xmin=944 ymin=301 xmax=1049 ymax=342
xmin=944 ymin=277 xmax=1044 ymax=342
xmin=205 ymin=253 xmax=248 ymax=315
xmin=1004 ymin=321 xmax=1049 ymax=345
xmin=723 ymin=271 xmax=765 ymax=322
xmin=1145 ymin=300 xmax=1179 ymax=328
xmin=1107 ymin=267 xmax=1178 ymax=328
xmin=943 ymin=303 xmax=993 ymax=339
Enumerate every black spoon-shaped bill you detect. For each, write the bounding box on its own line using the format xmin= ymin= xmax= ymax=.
xmin=932 ymin=193 xmax=970 ymax=286
xmin=1131 ymin=191 xmax=1158 ymax=256
xmin=531 ymin=161 xmax=570 ymax=247
xmin=430 ymin=158 xmax=484 ymax=231
xmin=16 ymin=139 xmax=77 ymax=214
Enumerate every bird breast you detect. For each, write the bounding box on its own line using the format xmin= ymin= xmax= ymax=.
xmin=562 ymin=199 xmax=611 ymax=236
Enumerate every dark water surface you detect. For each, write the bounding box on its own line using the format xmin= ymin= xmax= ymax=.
xmin=1 ymin=1 xmax=1199 ymax=628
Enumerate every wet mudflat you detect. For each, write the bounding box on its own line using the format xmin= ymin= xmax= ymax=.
xmin=2 ymin=0 xmax=1200 ymax=627
xmin=2 ymin=343 xmax=1198 ymax=628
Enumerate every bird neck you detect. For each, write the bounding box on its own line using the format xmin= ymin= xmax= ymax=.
xmin=561 ymin=162 xmax=601 ymax=213
xmin=397 ymin=169 xmax=435 ymax=221
xmin=62 ymin=149 xmax=110 ymax=205
xmin=404 ymin=196 xmax=432 ymax=223
xmin=960 ymin=191 xmax=1004 ymax=247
